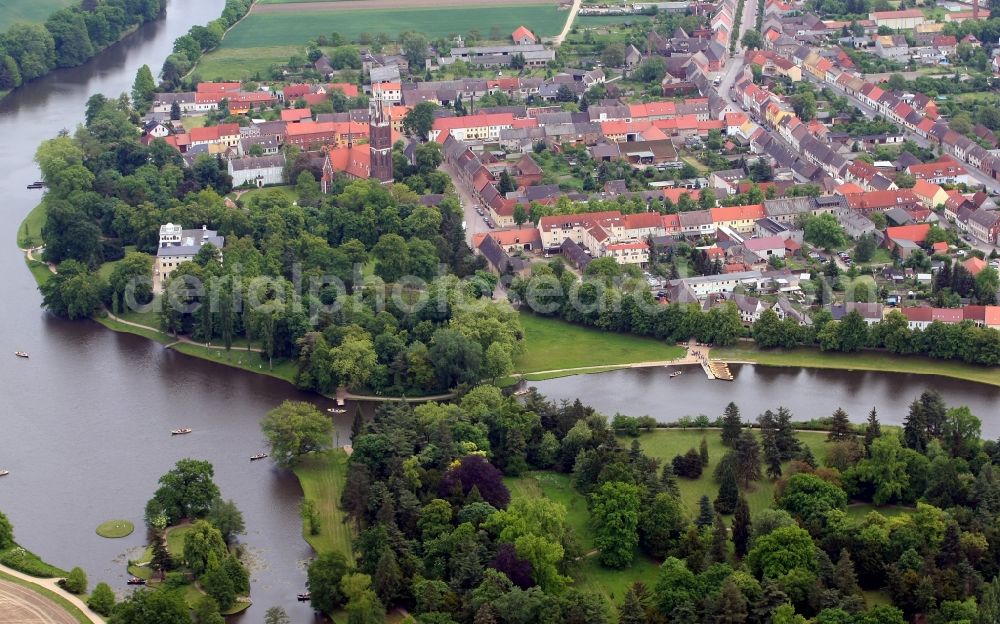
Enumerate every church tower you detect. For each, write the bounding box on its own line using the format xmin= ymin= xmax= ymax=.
xmin=369 ymin=97 xmax=394 ymax=184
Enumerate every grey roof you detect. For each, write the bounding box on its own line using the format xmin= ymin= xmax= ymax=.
xmin=157 ymin=228 xmax=225 ymax=258
xmin=229 ymin=154 xmax=286 ymax=171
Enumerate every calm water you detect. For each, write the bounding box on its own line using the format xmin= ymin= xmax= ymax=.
xmin=0 ymin=1 xmax=354 ymax=620
xmin=532 ymin=364 xmax=1000 ymax=436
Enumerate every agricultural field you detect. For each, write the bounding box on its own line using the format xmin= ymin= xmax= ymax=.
xmin=0 ymin=0 xmax=75 ymax=31
xmin=196 ymin=2 xmax=565 ymax=79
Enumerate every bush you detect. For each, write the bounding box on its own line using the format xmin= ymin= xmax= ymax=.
xmin=0 ymin=546 xmax=65 ymax=578
xmin=672 ymin=448 xmax=704 ymax=479
xmin=88 ymin=582 xmax=115 ymax=615
xmin=0 ymin=512 xmax=12 ymax=550
xmin=61 ymin=567 xmax=87 ymax=594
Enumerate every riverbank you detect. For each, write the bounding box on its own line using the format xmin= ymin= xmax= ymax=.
xmin=291 ymin=450 xmax=353 ymax=559
xmin=714 ymin=344 xmax=1000 ymax=388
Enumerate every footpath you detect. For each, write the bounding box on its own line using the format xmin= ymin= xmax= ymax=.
xmin=0 ymin=563 xmax=103 ymax=624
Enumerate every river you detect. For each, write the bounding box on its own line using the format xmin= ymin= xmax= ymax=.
xmin=0 ymin=1 xmax=353 ymax=620
xmin=532 ymin=364 xmax=1000 ymax=436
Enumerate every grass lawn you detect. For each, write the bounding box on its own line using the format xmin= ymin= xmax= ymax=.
xmin=846 ymin=503 xmax=912 ymax=520
xmin=218 ymin=6 xmax=565 ymax=47
xmin=292 ymin=450 xmax=354 ymax=559
xmin=515 ymin=312 xmax=684 ymax=374
xmin=634 ymin=429 xmax=830 ymax=518
xmin=714 ymin=344 xmax=1000 ymax=388
xmin=96 ymin=519 xmax=135 ymax=538
xmin=25 ymin=258 xmax=53 ymax=286
xmin=165 ymin=525 xmax=193 ymax=558
xmin=95 ymin=317 xmax=173 ymax=345
xmin=195 ymin=45 xmax=304 ymax=81
xmin=170 ymin=342 xmax=298 ymax=384
xmin=0 ymin=0 xmax=75 ymax=30
xmin=504 ymin=472 xmax=593 ymax=550
xmin=505 ymin=471 xmax=663 ymax=607
xmin=17 ymin=201 xmax=47 ymax=248
xmin=118 ymin=293 xmax=161 ymax=328
xmin=127 ymin=545 xmax=153 ymax=580
xmin=96 ymin=246 xmax=138 ymax=280
xmin=0 ymin=570 xmax=92 ymax=624
xmin=236 ymin=184 xmax=300 ymax=205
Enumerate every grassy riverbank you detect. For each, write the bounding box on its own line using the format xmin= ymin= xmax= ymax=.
xmin=715 ymin=344 xmax=1000 ymax=388
xmin=0 ymin=543 xmax=68 ymax=578
xmin=515 ymin=312 xmax=685 ymax=374
xmin=0 ymin=570 xmax=92 ymax=624
xmin=291 ymin=450 xmax=353 ymax=559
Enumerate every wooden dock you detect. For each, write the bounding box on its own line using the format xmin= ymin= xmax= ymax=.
xmin=708 ymin=361 xmax=734 ymax=381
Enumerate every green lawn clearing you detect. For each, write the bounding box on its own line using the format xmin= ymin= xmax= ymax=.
xmin=505 ymin=472 xmax=593 ymax=550
xmin=165 ymin=525 xmax=193 ymax=559
xmin=96 ymin=519 xmax=135 ymax=538
xmin=572 ymin=553 xmax=661 ymax=606
xmin=195 ymin=45 xmax=304 ymax=82
xmin=169 ymin=342 xmax=298 ymax=384
xmin=714 ymin=344 xmax=1000 ymax=388
xmin=634 ymin=429 xmax=829 ymax=518
xmin=515 ymin=312 xmax=684 ymax=374
xmin=292 ymin=450 xmax=353 ymax=559
xmin=17 ymin=201 xmax=47 ymax=248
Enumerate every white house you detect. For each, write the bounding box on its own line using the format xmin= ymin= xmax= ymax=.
xmin=228 ymin=154 xmax=286 ymax=188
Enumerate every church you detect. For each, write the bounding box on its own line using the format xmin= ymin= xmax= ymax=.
xmin=320 ymin=98 xmax=394 ymax=191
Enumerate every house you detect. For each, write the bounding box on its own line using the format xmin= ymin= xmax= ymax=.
xmin=512 ymin=26 xmax=538 ymax=46
xmin=964 ymin=256 xmax=987 ymax=276
xmin=967 ymin=209 xmax=1000 ymax=243
xmin=478 ymin=234 xmax=531 ymax=278
xmin=734 ymin=294 xmax=767 ymax=324
xmin=154 ymin=224 xmax=224 ymax=293
xmin=228 ymin=154 xmax=286 ymax=188
xmin=900 ymin=306 xmax=964 ymax=329
xmin=906 ymin=156 xmax=969 ymax=185
xmin=911 ymin=179 xmax=948 ymax=208
xmin=868 ymin=9 xmax=925 ymax=29
xmin=472 ymin=227 xmax=542 ymax=253
xmin=744 ymin=236 xmax=787 ymax=261
xmin=830 ymin=301 xmax=884 ymax=324
xmin=884 ymin=223 xmax=931 ymax=257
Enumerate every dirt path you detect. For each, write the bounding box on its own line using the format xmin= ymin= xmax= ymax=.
xmin=253 ymin=0 xmax=560 ymax=13
xmin=551 ymin=0 xmax=581 ymax=45
xmin=0 ymin=566 xmax=102 ymax=624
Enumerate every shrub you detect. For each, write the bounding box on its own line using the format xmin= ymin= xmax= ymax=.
xmin=61 ymin=567 xmax=87 ymax=594
xmin=672 ymin=448 xmax=704 ymax=479
xmin=88 ymin=582 xmax=115 ymax=615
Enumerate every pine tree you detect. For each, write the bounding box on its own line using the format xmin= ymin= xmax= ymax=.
xmin=834 ymin=549 xmax=861 ymax=597
xmin=721 ymin=402 xmax=743 ymax=447
xmin=619 ymin=587 xmax=649 ymax=624
xmin=660 ymin=463 xmax=680 ymax=497
xmin=863 ymin=406 xmax=881 ymax=451
xmin=714 ymin=462 xmax=739 ymax=514
xmin=734 ymin=432 xmax=762 ymax=487
xmin=697 ymin=495 xmax=714 ymax=528
xmin=827 ymin=407 xmax=853 ymax=441
xmin=700 ymin=437 xmax=710 ymax=466
xmin=350 ymin=406 xmax=364 ymax=442
xmin=709 ymin=514 xmax=728 ymax=564
xmin=774 ymin=406 xmax=801 ymax=460
xmin=797 ymin=445 xmax=817 ymax=468
xmin=732 ymin=496 xmax=751 ymax=559
xmin=980 ymin=575 xmax=1000 ymax=624
xmin=764 ymin=438 xmax=782 ymax=480
xmin=474 ymin=603 xmax=499 ymax=624
xmin=716 ymin=578 xmax=749 ymax=624
xmin=150 ymin=533 xmax=173 ymax=580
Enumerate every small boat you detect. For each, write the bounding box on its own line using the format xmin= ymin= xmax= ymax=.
xmin=250 ymin=453 xmax=268 ymax=461
xmin=26 ymin=182 xmax=44 ymax=190
xmin=170 ymin=428 xmax=192 ymax=435
xmin=14 ymin=351 xmax=28 ymax=358
xmin=297 ymin=592 xmax=311 ymax=602
xmin=126 ymin=577 xmax=146 ymax=585
xmin=326 ymin=408 xmax=346 ymax=414
xmin=0 ymin=470 xmax=8 ymax=477
xmin=669 ymin=371 xmax=682 ymax=378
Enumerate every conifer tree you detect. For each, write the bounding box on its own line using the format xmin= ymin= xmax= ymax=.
xmin=660 ymin=463 xmax=680 ymax=497
xmin=700 ymin=437 xmax=710 ymax=466
xmin=721 ymin=402 xmax=743 ymax=447
xmin=828 ymin=407 xmax=853 ymax=441
xmin=732 ymin=496 xmax=751 ymax=558
xmin=619 ymin=587 xmax=648 ymax=624
xmin=697 ymin=495 xmax=714 ymax=528
xmin=864 ymin=406 xmax=882 ymax=451
xmin=709 ymin=514 xmax=728 ymax=564
xmin=714 ymin=462 xmax=739 ymax=514
xmin=834 ymin=549 xmax=861 ymax=597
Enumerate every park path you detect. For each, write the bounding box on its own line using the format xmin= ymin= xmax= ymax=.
xmin=106 ymin=312 xmax=265 ymax=354
xmin=513 ymin=341 xmax=712 ymax=378
xmin=0 ymin=564 xmax=103 ymax=624
xmin=552 ymin=0 xmax=582 ymax=45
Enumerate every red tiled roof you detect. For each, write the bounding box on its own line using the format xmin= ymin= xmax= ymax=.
xmin=885 ymin=223 xmax=931 ymax=243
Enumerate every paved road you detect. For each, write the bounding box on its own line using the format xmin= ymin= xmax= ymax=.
xmin=801 ymin=72 xmax=1000 ymax=194
xmin=441 ymin=162 xmax=490 ymax=247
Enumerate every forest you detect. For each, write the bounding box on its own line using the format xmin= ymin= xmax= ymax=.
xmin=285 ymin=386 xmax=1000 ymax=624
xmin=0 ymin=0 xmax=168 ymax=90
